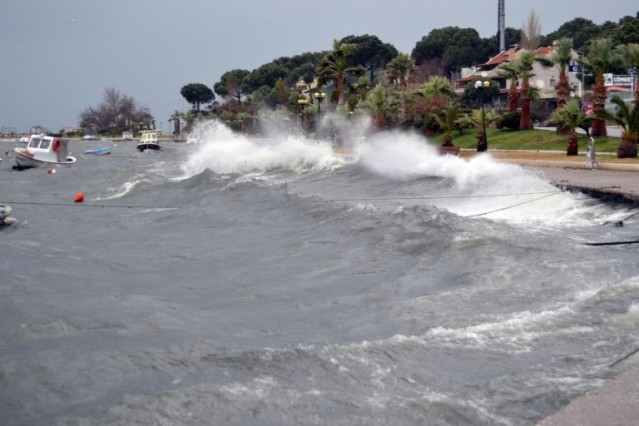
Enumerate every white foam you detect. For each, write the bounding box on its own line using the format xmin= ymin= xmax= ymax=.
xmin=353 ymin=132 xmax=624 ymax=227
xmin=180 ymin=120 xmax=344 ymax=178
xmin=97 ymin=176 xmax=150 ymax=200
xmin=178 ymin=119 xmax=625 ymax=228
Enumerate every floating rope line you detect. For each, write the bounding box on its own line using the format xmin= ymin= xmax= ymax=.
xmin=585 ymin=238 xmax=639 ymax=246
xmin=327 ymin=190 xmax=560 ymax=202
xmin=467 ymin=192 xmax=562 ymax=217
xmin=608 ymin=347 xmax=639 ymax=367
xmin=1 ymin=200 xmax=179 ymax=210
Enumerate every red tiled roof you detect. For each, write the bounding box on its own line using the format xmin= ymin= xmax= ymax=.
xmin=475 ymin=50 xmax=514 ymax=67
xmin=535 ymin=46 xmax=555 ymax=57
xmin=475 ymin=45 xmax=557 ymax=68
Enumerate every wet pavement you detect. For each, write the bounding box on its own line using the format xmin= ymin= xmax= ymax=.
xmin=534 ymin=165 xmax=639 ymax=205
xmin=538 ymin=363 xmax=639 ymax=426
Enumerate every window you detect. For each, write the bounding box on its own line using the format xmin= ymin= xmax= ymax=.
xmin=550 ymin=78 xmax=556 ymax=88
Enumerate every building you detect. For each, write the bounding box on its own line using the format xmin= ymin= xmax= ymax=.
xmin=454 ymin=45 xmax=583 ymax=119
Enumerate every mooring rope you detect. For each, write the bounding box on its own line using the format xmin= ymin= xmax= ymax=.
xmin=608 ymin=347 xmax=639 ymax=367
xmin=1 ymin=200 xmax=179 ymax=210
xmin=585 ymin=239 xmax=639 ymax=246
xmin=601 ymin=209 xmax=639 ymax=226
xmin=327 ymin=190 xmax=560 ymax=202
xmin=467 ymin=192 xmax=562 ymax=217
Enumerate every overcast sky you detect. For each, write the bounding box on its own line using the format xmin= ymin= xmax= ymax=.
xmin=1 ymin=0 xmax=637 ymax=134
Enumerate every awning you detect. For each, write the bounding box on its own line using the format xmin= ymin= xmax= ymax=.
xmin=606 ymin=85 xmax=632 ymax=92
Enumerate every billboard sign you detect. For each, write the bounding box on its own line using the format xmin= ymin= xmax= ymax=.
xmin=568 ymin=61 xmax=579 ymax=73
xmin=604 ymin=73 xmax=634 ymax=87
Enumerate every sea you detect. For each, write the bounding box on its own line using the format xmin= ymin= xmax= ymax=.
xmin=1 ymin=119 xmax=639 ymax=426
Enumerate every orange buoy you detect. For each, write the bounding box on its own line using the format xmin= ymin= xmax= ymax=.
xmin=47 ymin=167 xmax=56 ymax=174
xmin=74 ymin=192 xmax=85 ymax=203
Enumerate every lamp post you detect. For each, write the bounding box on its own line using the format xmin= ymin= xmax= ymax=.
xmin=575 ymin=51 xmax=586 ymax=99
xmin=313 ymin=92 xmax=326 ymax=139
xmin=297 ymin=98 xmax=308 ymax=129
xmin=474 ymin=79 xmax=491 ymax=152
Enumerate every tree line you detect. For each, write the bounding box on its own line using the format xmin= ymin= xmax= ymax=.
xmin=76 ymin=10 xmax=639 ymax=157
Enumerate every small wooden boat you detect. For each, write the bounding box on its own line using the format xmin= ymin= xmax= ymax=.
xmin=137 ymin=131 xmax=161 ymax=152
xmin=82 ymin=147 xmax=111 ymax=155
xmin=0 ymin=204 xmax=16 ymax=226
xmin=11 ymin=135 xmax=76 ymax=170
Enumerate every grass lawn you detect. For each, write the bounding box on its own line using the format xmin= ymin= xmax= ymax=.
xmin=428 ymin=128 xmax=622 ymax=153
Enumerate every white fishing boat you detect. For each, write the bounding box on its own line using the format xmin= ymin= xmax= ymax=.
xmin=121 ymin=131 xmax=133 ymax=141
xmin=186 ymin=132 xmax=200 ymax=144
xmin=137 ymin=131 xmax=161 ymax=152
xmin=11 ymin=135 xmax=76 ymax=170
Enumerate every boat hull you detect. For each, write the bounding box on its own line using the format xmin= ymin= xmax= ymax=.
xmin=12 ymin=148 xmax=76 ymax=170
xmin=137 ymin=143 xmax=161 ymax=152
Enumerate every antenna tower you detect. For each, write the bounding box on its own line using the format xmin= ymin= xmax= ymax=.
xmin=498 ymin=0 xmax=505 ymax=51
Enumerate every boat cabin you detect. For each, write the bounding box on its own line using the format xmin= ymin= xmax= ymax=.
xmin=27 ymin=135 xmax=70 ymax=162
xmin=140 ymin=131 xmax=158 ymax=143
xmin=186 ymin=132 xmax=200 ymax=144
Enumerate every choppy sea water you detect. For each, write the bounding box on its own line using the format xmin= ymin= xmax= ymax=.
xmin=1 ymin=122 xmax=639 ymax=426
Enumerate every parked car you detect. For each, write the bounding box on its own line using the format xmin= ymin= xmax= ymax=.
xmin=81 ymin=134 xmax=97 ymax=140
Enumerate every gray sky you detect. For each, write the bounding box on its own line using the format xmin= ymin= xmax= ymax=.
xmin=1 ymin=0 xmax=637 ymax=134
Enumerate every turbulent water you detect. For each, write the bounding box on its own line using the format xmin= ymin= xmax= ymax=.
xmin=1 ymin=121 xmax=639 ymax=426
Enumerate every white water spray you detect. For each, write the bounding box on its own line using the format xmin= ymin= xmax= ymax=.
xmin=179 ymin=116 xmax=626 ymax=227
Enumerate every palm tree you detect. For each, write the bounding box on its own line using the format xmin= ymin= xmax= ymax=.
xmin=432 ymin=103 xmax=461 ymax=147
xmin=317 ymin=40 xmax=364 ymax=108
xmin=414 ymin=76 xmax=458 ymax=136
xmin=362 ymin=84 xmax=389 ymax=129
xmin=386 ymin=53 xmax=414 ymax=90
xmin=581 ymin=38 xmax=623 ymax=137
xmin=183 ymin=111 xmax=197 ymax=133
xmin=386 ymin=90 xmax=405 ymax=128
xmin=496 ymin=63 xmax=519 ymax=112
xmin=513 ymin=50 xmax=551 ymax=130
xmin=549 ymin=99 xmax=593 ymax=155
xmin=617 ymin=43 xmax=639 ymax=103
xmin=548 ymin=38 xmax=574 ymax=109
xmin=168 ymin=110 xmax=184 ymax=136
xmin=456 ymin=112 xmax=475 ymax=134
xmin=346 ymin=76 xmax=371 ymax=113
xmin=415 ymin=76 xmax=457 ymax=104
xmin=598 ymin=95 xmax=639 ymax=158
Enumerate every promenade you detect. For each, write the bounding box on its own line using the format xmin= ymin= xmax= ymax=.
xmin=491 ymin=152 xmax=639 ymax=204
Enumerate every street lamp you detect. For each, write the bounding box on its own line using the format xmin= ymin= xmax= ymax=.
xmin=297 ymin=98 xmax=308 ymax=129
xmin=313 ymin=91 xmax=326 ymax=139
xmin=474 ymin=79 xmax=491 ymax=152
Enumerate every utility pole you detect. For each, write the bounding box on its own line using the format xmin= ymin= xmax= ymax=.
xmin=498 ymin=0 xmax=505 ymax=52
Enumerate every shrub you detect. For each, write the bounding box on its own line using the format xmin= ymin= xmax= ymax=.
xmin=496 ymin=112 xmax=520 ymax=130
xmin=617 ymin=140 xmax=638 ymax=158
